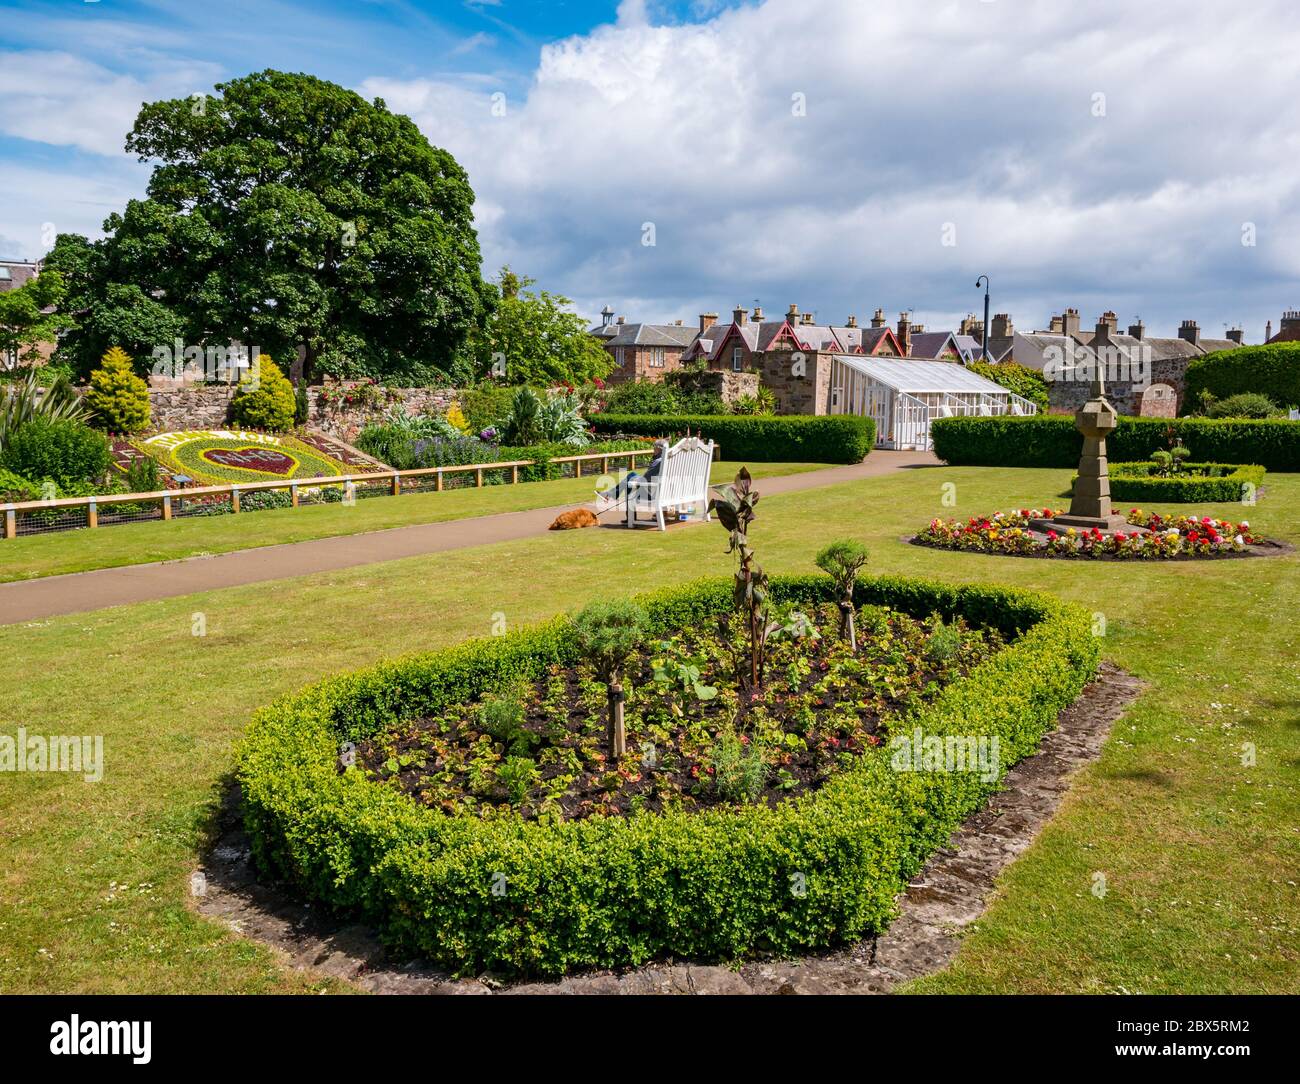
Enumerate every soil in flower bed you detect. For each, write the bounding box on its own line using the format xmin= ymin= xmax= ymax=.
xmin=354 ymin=602 xmax=1005 ymax=822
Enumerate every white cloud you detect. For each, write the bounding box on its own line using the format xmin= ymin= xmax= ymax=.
xmin=366 ymin=0 xmax=1300 ymax=337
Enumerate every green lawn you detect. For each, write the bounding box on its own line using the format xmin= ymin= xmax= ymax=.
xmin=0 ymin=460 xmax=820 ymax=583
xmin=1 ymin=464 xmax=1296 ymax=994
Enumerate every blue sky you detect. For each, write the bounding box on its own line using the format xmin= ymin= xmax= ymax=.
xmin=3 ymin=0 xmax=1299 ymax=342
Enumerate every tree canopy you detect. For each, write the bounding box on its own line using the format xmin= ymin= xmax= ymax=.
xmin=47 ymin=69 xmax=493 ymax=383
xmin=0 ymin=268 xmax=66 ymax=369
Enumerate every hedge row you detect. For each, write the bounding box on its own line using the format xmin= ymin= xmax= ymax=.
xmin=1185 ymin=342 xmax=1300 ymax=410
xmin=1098 ymin=462 xmax=1266 ymax=504
xmin=590 ymin=413 xmax=875 ymax=463
xmin=930 ymin=415 xmax=1300 ymax=472
xmin=237 ymin=574 xmax=1097 ymax=978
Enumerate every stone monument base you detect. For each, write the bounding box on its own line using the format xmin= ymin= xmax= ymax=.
xmin=1029 ymin=514 xmax=1148 ymax=535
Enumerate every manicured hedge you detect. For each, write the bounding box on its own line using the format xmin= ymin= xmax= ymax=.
xmin=1185 ymin=342 xmax=1300 ymax=411
xmin=1096 ymin=462 xmax=1266 ymax=504
xmin=237 ymin=574 xmax=1097 ymax=978
xmin=590 ymin=414 xmax=875 ymax=463
xmin=931 ymin=415 xmax=1300 ymax=472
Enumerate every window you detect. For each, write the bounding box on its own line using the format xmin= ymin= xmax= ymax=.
xmin=831 ymin=386 xmax=841 ymax=409
xmin=732 ymin=346 xmax=744 ymax=372
xmin=0 ymin=267 xmax=11 ymax=281
xmin=615 ymin=347 xmax=626 ymax=366
xmin=649 ymin=347 xmax=665 ymax=367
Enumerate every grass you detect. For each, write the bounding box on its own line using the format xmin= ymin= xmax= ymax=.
xmin=0 ymin=463 xmax=1296 ymax=993
xmin=0 ymin=459 xmax=820 ymax=583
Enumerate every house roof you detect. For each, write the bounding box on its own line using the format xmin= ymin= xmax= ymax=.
xmin=832 ymin=355 xmax=1020 ymax=395
xmin=600 ymin=322 xmax=699 ymax=348
xmin=1196 ymin=337 xmax=1239 ymax=353
xmin=0 ymin=260 xmax=40 ymax=293
xmin=993 ymin=332 xmax=1098 ymax=372
xmin=908 ymin=331 xmax=961 ymax=359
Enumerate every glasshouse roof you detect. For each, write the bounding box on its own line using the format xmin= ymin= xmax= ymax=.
xmin=832 ymin=355 xmax=1017 ymax=395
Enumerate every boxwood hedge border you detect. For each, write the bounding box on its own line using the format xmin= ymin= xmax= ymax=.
xmin=1095 ymin=462 xmax=1266 ymax=503
xmin=237 ymin=574 xmax=1098 ymax=978
xmin=590 ymin=413 xmax=875 ymax=464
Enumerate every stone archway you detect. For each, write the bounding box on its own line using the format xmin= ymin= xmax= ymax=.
xmin=1138 ymin=382 xmax=1177 ymax=417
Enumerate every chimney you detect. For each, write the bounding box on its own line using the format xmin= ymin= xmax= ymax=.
xmin=616 ymin=315 xmax=625 ymax=325
xmin=990 ymin=313 xmax=1014 ymax=339
xmin=1128 ymin=319 xmax=1145 ymax=340
xmin=1226 ymin=327 xmax=1243 ymax=344
xmin=600 ymin=304 xmax=614 ymax=328
xmin=871 ymin=307 xmax=886 ymax=328
xmin=1280 ymin=310 xmax=1300 ymax=338
xmin=674 ymin=319 xmax=683 ymax=326
xmin=752 ymin=305 xmax=764 ymax=321
xmin=1095 ymin=310 xmax=1118 ymax=337
xmin=897 ymin=312 xmax=912 ymax=355
xmin=699 ymin=312 xmax=718 ymax=334
xmin=912 ymin=324 xmax=925 ymax=333
xmin=1048 ymin=315 xmax=1063 ymax=333
xmin=1266 ymin=319 xmax=1273 ymax=342
xmin=1061 ymin=308 xmax=1081 ymax=337
xmin=787 ymin=303 xmax=799 ymax=321
xmin=1178 ymin=319 xmax=1201 ymax=346
xmin=801 ymin=311 xmax=814 ymax=326
xmin=733 ymin=304 xmax=748 ymax=327
xmin=845 ymin=314 xmax=858 ymax=328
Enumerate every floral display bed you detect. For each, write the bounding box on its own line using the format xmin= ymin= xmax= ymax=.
xmin=132 ymin=429 xmax=360 ymax=487
xmin=914 ymin=507 xmax=1273 ymax=559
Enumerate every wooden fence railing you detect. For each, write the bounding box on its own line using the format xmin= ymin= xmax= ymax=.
xmin=2 ymin=447 xmax=667 ymax=540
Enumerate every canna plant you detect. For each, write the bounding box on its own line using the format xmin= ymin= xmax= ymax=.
xmin=571 ymin=599 xmax=650 ymax=758
xmin=709 ymin=466 xmax=772 ymax=692
xmin=815 ymin=539 xmax=870 ymax=651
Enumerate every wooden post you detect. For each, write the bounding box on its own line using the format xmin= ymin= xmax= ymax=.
xmin=575 ymin=459 xmax=582 ymax=478
xmin=475 ymin=467 xmax=484 ymax=488
xmin=511 ymin=464 xmax=519 ymax=484
xmin=231 ymin=487 xmax=241 ymax=514
xmin=609 ymin=681 xmax=626 ymax=758
xmin=161 ymin=495 xmax=172 ymax=521
xmin=87 ymin=498 xmax=98 ymax=529
xmin=601 ymin=456 xmax=609 ymax=476
xmin=290 ymin=484 xmax=299 ymax=508
xmin=391 ymin=473 xmax=401 ymax=496
xmin=436 ymin=470 xmax=444 ymax=492
xmin=4 ymin=508 xmax=15 ymax=540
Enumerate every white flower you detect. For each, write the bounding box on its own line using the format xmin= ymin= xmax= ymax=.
xmin=1240 ymin=520 xmax=1250 ymax=529
xmin=1165 ymin=528 xmax=1180 ymax=539
xmin=1235 ymin=534 xmax=1244 ymax=545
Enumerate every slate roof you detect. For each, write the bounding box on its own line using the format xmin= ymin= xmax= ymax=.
xmin=599 ymin=323 xmax=699 ymax=348
xmin=908 ymin=331 xmax=961 ymax=359
xmin=0 ymin=260 xmax=40 ymax=293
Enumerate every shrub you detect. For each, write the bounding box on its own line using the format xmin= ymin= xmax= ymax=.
xmin=123 ymin=456 xmax=161 ymax=493
xmin=571 ymin=599 xmax=650 ymax=757
xmin=815 ymin=539 xmax=870 ymax=649
xmin=0 ymin=369 xmax=91 ymax=454
xmin=498 ymin=386 xmax=589 ymax=447
xmin=600 ymin=380 xmax=728 ymax=416
xmin=591 ymin=414 xmax=874 ymax=463
xmin=1203 ymin=392 xmax=1284 ymax=419
xmin=85 ymin=346 xmax=151 ymax=434
xmin=237 ymin=573 xmax=1096 ymax=977
xmin=930 ymin=415 xmax=1300 ymax=472
xmin=0 ymin=415 xmax=112 ymax=488
xmin=459 ymin=383 xmax=518 ymax=433
xmin=0 ymin=466 xmax=44 ymax=502
xmin=1100 ymin=462 xmax=1266 ymax=503
xmin=1185 ymin=342 xmax=1300 ymax=410
xmin=230 ymin=356 xmax=296 ymax=431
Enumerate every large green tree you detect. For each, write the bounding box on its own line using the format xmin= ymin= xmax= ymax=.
xmin=471 ymin=267 xmax=613 ymax=386
xmin=0 ymin=268 xmax=66 ymax=369
xmin=48 ymin=70 xmax=493 ymax=382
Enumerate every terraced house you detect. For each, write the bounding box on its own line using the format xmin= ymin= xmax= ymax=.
xmin=589 ymin=307 xmax=700 ymax=384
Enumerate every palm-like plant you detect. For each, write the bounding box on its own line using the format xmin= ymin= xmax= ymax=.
xmin=815 ymin=539 xmax=870 ymax=651
xmin=0 ymin=370 xmax=90 ymax=454
xmin=571 ymin=599 xmax=650 ymax=758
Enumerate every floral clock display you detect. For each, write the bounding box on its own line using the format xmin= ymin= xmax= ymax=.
xmin=135 ymin=430 xmax=350 ymax=485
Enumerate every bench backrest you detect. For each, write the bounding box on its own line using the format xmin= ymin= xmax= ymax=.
xmin=654 ymin=437 xmax=714 ymax=507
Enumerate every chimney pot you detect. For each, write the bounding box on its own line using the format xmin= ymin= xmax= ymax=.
xmin=733 ymin=304 xmax=748 ymax=327
xmin=846 ymin=314 xmax=857 ymax=328
xmin=1177 ymin=319 xmax=1201 ymax=346
xmin=699 ymin=312 xmax=718 ymax=334
xmin=1226 ymin=327 xmax=1243 ymax=344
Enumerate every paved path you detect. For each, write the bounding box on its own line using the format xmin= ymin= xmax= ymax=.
xmin=0 ymin=451 xmax=939 ymax=624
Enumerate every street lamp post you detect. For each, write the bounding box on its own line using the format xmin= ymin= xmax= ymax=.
xmin=975 ymin=275 xmax=991 ymax=363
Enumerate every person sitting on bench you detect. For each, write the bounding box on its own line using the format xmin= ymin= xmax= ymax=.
xmin=596 ymin=439 xmax=668 ymax=509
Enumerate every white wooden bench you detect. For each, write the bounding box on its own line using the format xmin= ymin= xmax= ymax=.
xmin=622 ymin=436 xmax=715 ymax=530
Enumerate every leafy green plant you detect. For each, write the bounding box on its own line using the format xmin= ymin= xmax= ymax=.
xmin=924 ymin=617 xmax=964 ymax=665
xmin=85 ymin=346 xmax=151 ymax=434
xmin=651 ymin=645 xmax=717 ymax=715
xmin=0 ymin=415 xmax=112 ymax=488
xmin=123 ymin=456 xmax=161 ymax=493
xmin=815 ymin=539 xmax=870 ymax=651
xmin=768 ymin=606 xmax=820 ymax=644
xmin=497 ymin=756 xmax=539 ymax=805
xmin=729 ymin=387 xmax=776 ymax=416
xmin=230 ymin=356 xmax=296 ymax=431
xmin=1186 ymin=342 xmax=1300 ymax=412
xmin=571 ymin=599 xmax=650 ymax=757
xmin=1203 ymin=391 xmax=1284 ymax=419
xmin=476 ymin=690 xmax=535 ymax=756
xmin=0 ymin=369 xmax=90 ymax=454
xmin=707 ymin=731 xmax=768 ymax=804
xmin=709 ymin=467 xmax=770 ymax=691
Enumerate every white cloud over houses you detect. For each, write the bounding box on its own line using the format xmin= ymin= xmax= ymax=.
xmin=364 ymin=0 xmax=1300 ymax=338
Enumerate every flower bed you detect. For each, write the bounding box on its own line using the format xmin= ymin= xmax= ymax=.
xmin=133 ymin=429 xmax=355 ymax=486
xmin=915 ymin=507 xmax=1262 ymax=559
xmin=237 ymin=574 xmax=1097 ymax=977
xmin=1095 ymin=462 xmax=1265 ymax=504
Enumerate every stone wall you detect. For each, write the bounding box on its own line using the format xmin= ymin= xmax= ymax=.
xmin=664 ymin=368 xmax=759 ymax=407
xmin=139 ymin=383 xmax=458 ymax=440
xmin=1046 ymin=355 xmax=1190 ymax=416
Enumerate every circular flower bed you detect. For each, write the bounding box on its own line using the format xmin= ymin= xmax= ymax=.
xmin=237 ymin=574 xmax=1098 ymax=977
xmin=915 ymin=507 xmax=1263 ymax=559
